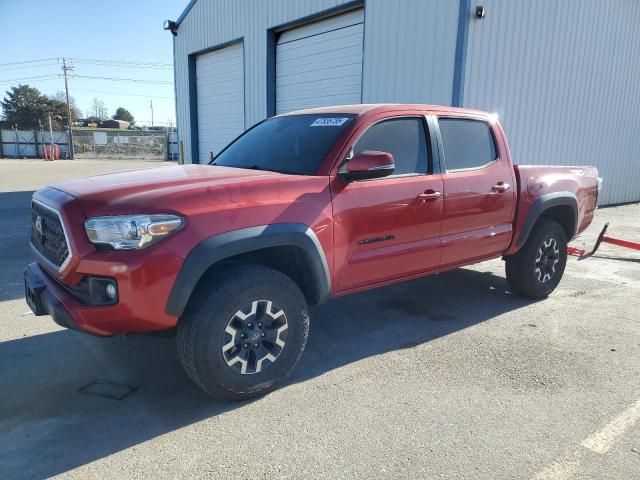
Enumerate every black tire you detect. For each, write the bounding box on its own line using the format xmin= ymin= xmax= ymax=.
xmin=177 ymin=265 xmax=310 ymax=401
xmin=505 ymin=218 xmax=568 ymax=299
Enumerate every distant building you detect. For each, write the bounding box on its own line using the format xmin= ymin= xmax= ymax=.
xmin=82 ymin=117 xmax=101 ymax=128
xmin=147 ymin=125 xmax=176 ymax=133
xmin=100 ymin=119 xmax=131 ymax=129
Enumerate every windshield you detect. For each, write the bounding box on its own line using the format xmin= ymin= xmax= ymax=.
xmin=212 ymin=114 xmax=356 ymax=175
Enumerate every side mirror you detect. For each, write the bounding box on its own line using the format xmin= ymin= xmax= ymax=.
xmin=339 ymin=150 xmax=395 ymax=182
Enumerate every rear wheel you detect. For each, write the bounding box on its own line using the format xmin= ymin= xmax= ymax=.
xmin=177 ymin=265 xmax=309 ymax=400
xmin=505 ymin=218 xmax=568 ymax=299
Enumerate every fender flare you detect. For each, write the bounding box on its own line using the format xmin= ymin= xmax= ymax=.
xmin=165 ymin=223 xmax=331 ymax=317
xmin=514 ymin=192 xmax=578 ymax=250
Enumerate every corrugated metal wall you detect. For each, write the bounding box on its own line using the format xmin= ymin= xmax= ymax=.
xmin=174 ymin=0 xmax=459 ymax=164
xmin=361 ymin=0 xmax=458 ymax=104
xmin=463 ymin=0 xmax=640 ymax=205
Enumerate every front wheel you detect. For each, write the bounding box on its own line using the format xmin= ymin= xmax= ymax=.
xmin=505 ymin=218 xmax=568 ymax=299
xmin=177 ymin=265 xmax=310 ymax=401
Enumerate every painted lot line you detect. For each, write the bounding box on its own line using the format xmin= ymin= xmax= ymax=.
xmin=532 ymin=398 xmax=640 ymax=479
xmin=581 ymin=398 xmax=640 ymax=454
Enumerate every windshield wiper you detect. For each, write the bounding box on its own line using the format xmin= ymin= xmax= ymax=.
xmin=209 ymin=162 xmax=260 ymax=169
xmin=212 ymin=163 xmax=288 ymax=174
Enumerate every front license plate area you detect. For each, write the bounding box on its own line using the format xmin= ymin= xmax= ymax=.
xmin=24 ymin=276 xmax=46 ymax=316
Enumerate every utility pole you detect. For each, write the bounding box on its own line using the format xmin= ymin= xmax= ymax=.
xmin=62 ymin=57 xmax=74 ymax=159
xmin=150 ymin=100 xmax=154 ymax=127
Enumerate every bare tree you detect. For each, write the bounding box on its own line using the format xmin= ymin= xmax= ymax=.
xmin=51 ymin=91 xmax=82 ymax=120
xmin=88 ymin=97 xmax=108 ymax=119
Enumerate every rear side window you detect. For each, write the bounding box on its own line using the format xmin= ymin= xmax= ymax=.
xmin=439 ymin=118 xmax=497 ymax=171
xmin=354 ymin=118 xmax=428 ymax=175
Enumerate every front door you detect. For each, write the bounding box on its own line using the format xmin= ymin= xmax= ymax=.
xmin=331 ymin=117 xmax=443 ymax=293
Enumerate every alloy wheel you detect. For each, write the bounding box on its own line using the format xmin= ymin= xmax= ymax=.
xmin=535 ymin=238 xmax=560 ymax=283
xmin=221 ymin=299 xmax=288 ymax=375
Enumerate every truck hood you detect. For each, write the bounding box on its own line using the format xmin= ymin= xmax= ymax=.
xmin=49 ymin=164 xmax=292 ymax=216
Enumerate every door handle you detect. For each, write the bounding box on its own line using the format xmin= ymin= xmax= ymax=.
xmin=492 ymin=182 xmax=511 ymax=193
xmin=417 ymin=190 xmax=442 ymax=201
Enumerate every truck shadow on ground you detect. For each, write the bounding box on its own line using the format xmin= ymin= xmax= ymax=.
xmin=0 ymin=191 xmax=35 ymax=302
xmin=0 ymin=266 xmax=534 ymax=479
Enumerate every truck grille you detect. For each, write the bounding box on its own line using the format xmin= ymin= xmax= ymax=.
xmin=31 ymin=201 xmax=70 ymax=269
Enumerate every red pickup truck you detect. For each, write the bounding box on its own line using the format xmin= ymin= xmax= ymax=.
xmin=24 ymin=104 xmax=599 ymax=400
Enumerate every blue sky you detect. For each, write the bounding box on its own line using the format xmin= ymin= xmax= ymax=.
xmin=0 ymin=0 xmax=189 ymax=126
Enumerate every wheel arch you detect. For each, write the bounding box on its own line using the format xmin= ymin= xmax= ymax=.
xmin=513 ymin=192 xmax=578 ymax=251
xmin=165 ymin=223 xmax=331 ymax=317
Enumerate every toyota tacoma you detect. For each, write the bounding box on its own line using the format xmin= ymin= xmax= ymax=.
xmin=24 ymin=104 xmax=599 ymax=400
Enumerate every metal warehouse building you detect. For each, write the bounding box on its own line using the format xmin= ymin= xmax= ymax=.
xmin=172 ymin=0 xmax=640 ymax=205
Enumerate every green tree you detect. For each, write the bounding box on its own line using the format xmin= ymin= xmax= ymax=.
xmin=2 ymin=85 xmax=48 ymax=128
xmin=0 ymin=85 xmax=75 ymax=129
xmin=112 ymin=107 xmax=135 ymax=125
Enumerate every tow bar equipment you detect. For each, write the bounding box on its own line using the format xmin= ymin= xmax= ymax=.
xmin=567 ymin=223 xmax=640 ymax=259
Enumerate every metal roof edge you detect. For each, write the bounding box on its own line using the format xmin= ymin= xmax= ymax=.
xmin=176 ymin=0 xmax=199 ymax=26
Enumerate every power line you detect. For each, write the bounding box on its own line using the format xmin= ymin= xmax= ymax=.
xmin=0 ymin=57 xmax=171 ymax=68
xmin=0 ymin=62 xmax=60 ymax=72
xmin=71 ymin=58 xmax=172 ymax=69
xmin=73 ymin=61 xmax=172 ymax=70
xmin=0 ymin=57 xmax=59 ymax=67
xmin=75 ymin=63 xmax=170 ymax=70
xmin=0 ymin=74 xmax=61 ymax=84
xmin=1 ymin=58 xmax=174 ymax=86
xmin=72 ymin=57 xmax=172 ymax=66
xmin=69 ymin=74 xmax=173 ymax=85
xmin=53 ymin=88 xmax=174 ymax=99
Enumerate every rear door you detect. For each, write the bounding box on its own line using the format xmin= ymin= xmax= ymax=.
xmin=437 ymin=117 xmax=516 ymax=266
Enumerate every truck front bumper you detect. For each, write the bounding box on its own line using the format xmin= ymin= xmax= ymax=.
xmin=25 ymin=262 xmax=82 ymax=332
xmin=24 ymin=262 xmax=95 ymax=334
xmin=24 ymin=260 xmax=180 ymax=336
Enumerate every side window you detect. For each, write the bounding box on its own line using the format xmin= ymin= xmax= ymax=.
xmin=439 ymin=118 xmax=497 ymax=171
xmin=353 ymin=118 xmax=428 ymax=175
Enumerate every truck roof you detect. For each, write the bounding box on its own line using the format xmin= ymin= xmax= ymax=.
xmin=279 ymin=103 xmax=490 ymax=117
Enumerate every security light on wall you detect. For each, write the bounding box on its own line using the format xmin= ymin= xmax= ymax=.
xmin=163 ymin=20 xmax=178 ymax=36
xmin=475 ymin=6 xmax=486 ymax=18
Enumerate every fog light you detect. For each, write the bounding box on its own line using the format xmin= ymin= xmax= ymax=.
xmin=105 ymin=283 xmax=117 ymax=300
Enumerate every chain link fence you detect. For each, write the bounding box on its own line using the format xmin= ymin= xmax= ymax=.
xmin=73 ymin=130 xmax=177 ymax=160
xmin=0 ymin=129 xmax=178 ymax=161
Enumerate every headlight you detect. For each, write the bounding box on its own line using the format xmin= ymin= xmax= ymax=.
xmin=84 ymin=214 xmax=184 ymax=250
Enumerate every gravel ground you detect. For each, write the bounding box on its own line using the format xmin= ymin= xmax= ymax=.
xmin=0 ymin=158 xmax=638 ymax=479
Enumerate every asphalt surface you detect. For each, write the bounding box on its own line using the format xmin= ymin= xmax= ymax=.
xmin=0 ymin=158 xmax=639 ymax=479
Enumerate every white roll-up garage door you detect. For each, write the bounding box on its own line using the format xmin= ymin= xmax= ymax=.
xmin=276 ymin=9 xmax=364 ymax=114
xmin=195 ymin=42 xmax=244 ymax=163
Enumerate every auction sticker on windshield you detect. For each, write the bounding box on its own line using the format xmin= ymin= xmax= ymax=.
xmin=310 ymin=117 xmax=351 ymax=127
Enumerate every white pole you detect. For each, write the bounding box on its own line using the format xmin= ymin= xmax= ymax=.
xmin=48 ymin=114 xmax=54 ymax=154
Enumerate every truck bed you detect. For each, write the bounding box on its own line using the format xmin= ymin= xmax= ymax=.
xmin=507 ymin=164 xmax=599 ymax=254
